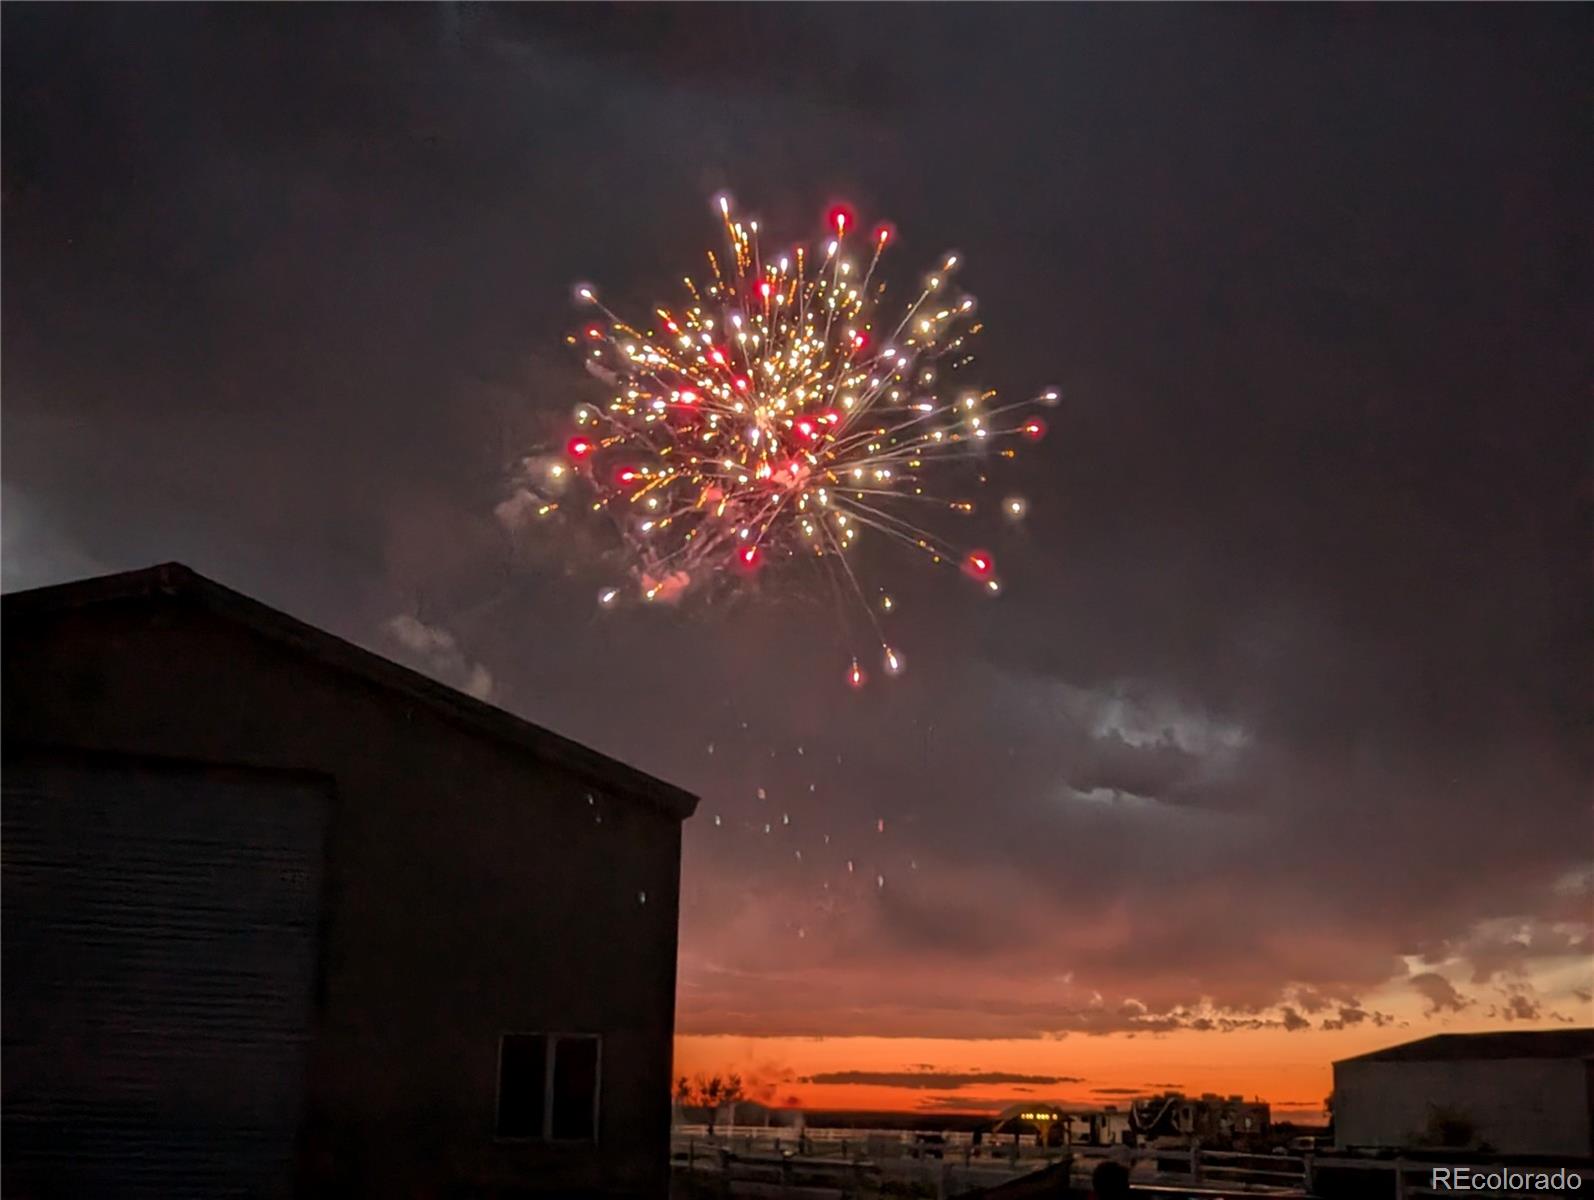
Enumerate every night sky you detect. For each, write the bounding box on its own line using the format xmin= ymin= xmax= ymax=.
xmin=4 ymin=4 xmax=1590 ymax=1116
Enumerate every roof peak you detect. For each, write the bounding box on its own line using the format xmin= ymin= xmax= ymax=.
xmin=1338 ymin=1028 xmax=1594 ymax=1065
xmin=3 ymin=562 xmax=698 ymax=822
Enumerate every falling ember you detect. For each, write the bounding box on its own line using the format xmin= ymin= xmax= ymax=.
xmin=963 ymin=550 xmax=996 ymax=579
xmin=533 ymin=195 xmax=1057 ymax=682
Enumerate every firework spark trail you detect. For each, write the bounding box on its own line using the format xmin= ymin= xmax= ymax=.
xmin=524 ymin=196 xmax=1059 ymax=685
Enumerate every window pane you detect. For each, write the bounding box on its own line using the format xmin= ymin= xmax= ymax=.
xmin=551 ymin=1036 xmax=599 ymax=1141
xmin=497 ymin=1034 xmax=546 ymax=1138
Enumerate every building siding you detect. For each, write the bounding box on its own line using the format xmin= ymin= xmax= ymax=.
xmin=3 ymin=596 xmax=686 ymax=1198
xmin=1334 ymin=1057 xmax=1593 ymax=1157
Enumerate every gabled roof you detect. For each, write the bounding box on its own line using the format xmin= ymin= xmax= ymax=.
xmin=2 ymin=563 xmax=698 ymax=821
xmin=1336 ymin=1029 xmax=1594 ymax=1065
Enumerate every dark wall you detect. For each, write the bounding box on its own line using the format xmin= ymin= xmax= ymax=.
xmin=3 ymin=598 xmax=684 ymax=1198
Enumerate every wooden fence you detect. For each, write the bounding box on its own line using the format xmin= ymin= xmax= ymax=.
xmin=670 ymin=1129 xmax=1594 ymax=1199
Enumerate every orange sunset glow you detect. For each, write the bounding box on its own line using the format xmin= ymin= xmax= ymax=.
xmin=674 ymin=966 xmax=1592 ymax=1123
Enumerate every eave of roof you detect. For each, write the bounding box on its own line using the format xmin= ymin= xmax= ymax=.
xmin=2 ymin=562 xmax=699 ymax=822
xmin=1335 ymin=1029 xmax=1594 ymax=1065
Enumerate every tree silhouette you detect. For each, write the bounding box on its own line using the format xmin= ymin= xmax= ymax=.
xmin=675 ymin=1072 xmax=750 ymax=1136
xmin=697 ymin=1074 xmax=725 ymax=1134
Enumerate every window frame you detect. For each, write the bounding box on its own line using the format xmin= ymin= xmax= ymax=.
xmin=494 ymin=1031 xmax=602 ymax=1144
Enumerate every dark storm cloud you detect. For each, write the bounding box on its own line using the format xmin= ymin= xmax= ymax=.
xmin=1494 ymin=989 xmax=1541 ymax=1023
xmin=1414 ymin=919 xmax=1594 ymax=985
xmin=1063 ymin=732 xmax=1209 ymax=807
xmin=1409 ymin=973 xmax=1474 ymax=1016
xmin=801 ymin=1070 xmax=1085 ymax=1090
xmin=1319 ymin=1006 xmax=1394 ymax=1032
xmin=4 ymin=5 xmax=1590 ymax=1041
xmin=916 ymin=1096 xmax=1017 ymax=1114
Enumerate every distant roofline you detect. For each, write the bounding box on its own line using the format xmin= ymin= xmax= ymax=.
xmin=1335 ymin=1029 xmax=1594 ymax=1066
xmin=2 ymin=563 xmax=698 ymax=822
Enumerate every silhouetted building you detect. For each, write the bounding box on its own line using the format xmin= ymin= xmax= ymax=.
xmin=1128 ymin=1092 xmax=1269 ymax=1144
xmin=1333 ymin=1030 xmax=1594 ymax=1157
xmin=3 ymin=563 xmax=698 ymax=1199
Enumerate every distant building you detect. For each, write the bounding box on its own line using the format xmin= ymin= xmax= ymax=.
xmin=1128 ymin=1092 xmax=1270 ymax=1145
xmin=1333 ymin=1030 xmax=1594 ymax=1157
xmin=989 ymin=1103 xmax=1132 ymax=1148
xmin=2 ymin=564 xmax=698 ymax=1199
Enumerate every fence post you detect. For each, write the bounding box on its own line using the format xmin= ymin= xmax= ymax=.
xmin=1394 ymin=1157 xmax=1408 ymax=1200
xmin=853 ymin=1156 xmax=873 ymax=1199
xmin=1191 ymin=1145 xmax=1202 ymax=1184
xmin=687 ymin=1139 xmax=695 ymax=1171
xmin=1303 ymin=1151 xmax=1314 ymax=1193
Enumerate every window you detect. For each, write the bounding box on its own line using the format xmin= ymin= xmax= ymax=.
xmin=496 ymin=1033 xmax=600 ymax=1142
xmin=496 ymin=1034 xmax=547 ymax=1139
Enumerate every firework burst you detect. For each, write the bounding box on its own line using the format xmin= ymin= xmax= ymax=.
xmin=527 ymin=195 xmax=1058 ymax=685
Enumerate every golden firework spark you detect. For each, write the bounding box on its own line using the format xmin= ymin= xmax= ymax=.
xmin=533 ymin=195 xmax=1058 ymax=685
